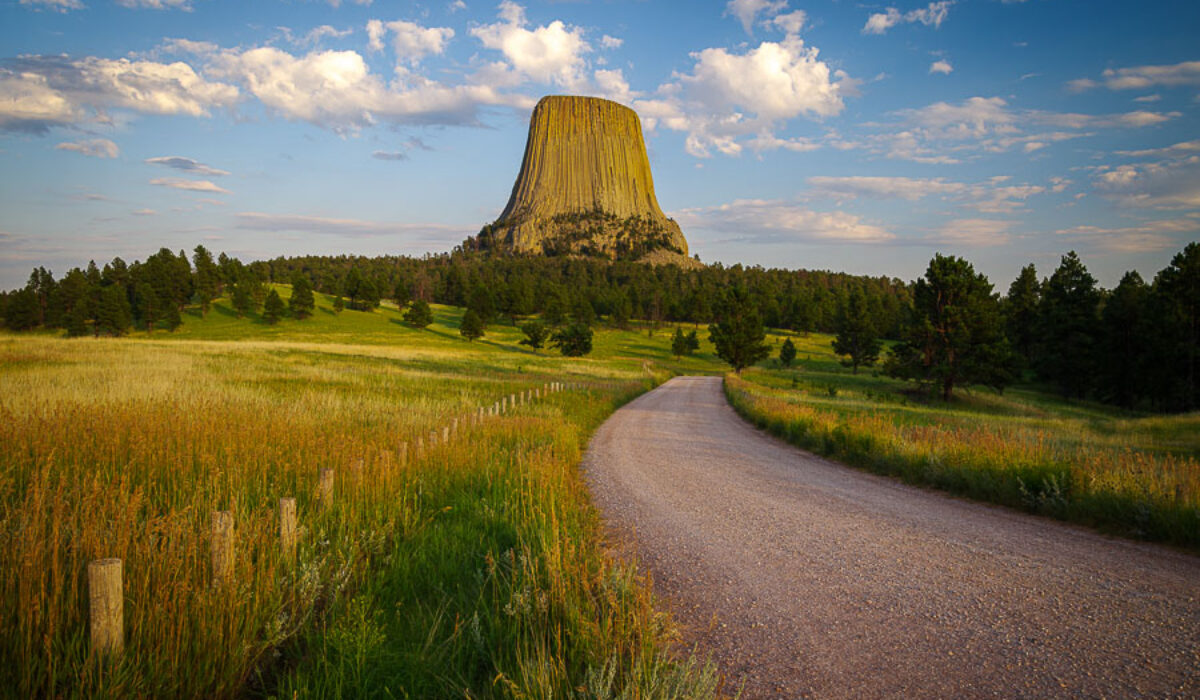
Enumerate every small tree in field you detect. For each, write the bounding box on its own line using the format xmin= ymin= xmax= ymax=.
xmin=289 ymin=275 xmax=315 ymax=319
xmin=671 ymin=327 xmax=689 ymax=358
xmin=686 ymin=330 xmax=700 ymax=354
xmin=832 ymin=289 xmax=882 ymax=374
xmin=709 ymin=290 xmax=770 ymax=373
xmin=459 ymin=308 xmax=485 ymax=341
xmin=404 ymin=299 xmax=433 ymax=329
xmin=332 ymin=295 xmax=345 ymax=314
xmin=519 ymin=320 xmax=549 ymax=351
xmin=779 ymin=338 xmax=797 ymax=368
xmin=263 ymin=289 xmax=284 ymax=325
xmin=552 ymin=322 xmax=593 ymax=357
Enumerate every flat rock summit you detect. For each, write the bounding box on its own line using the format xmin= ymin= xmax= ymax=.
xmin=485 ymin=95 xmax=694 ymax=266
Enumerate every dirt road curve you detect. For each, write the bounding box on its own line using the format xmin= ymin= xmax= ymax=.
xmin=583 ymin=376 xmax=1200 ymax=699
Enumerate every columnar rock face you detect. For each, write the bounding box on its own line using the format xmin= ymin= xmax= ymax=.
xmin=490 ymin=95 xmax=690 ymax=263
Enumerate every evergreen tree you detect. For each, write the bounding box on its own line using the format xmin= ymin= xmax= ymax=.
xmin=552 ymin=322 xmax=593 ymax=357
xmin=779 ymin=337 xmax=797 ymax=368
xmin=96 ymin=284 xmax=132 ymax=336
xmin=468 ymin=283 xmax=496 ymax=323
xmin=134 ymin=282 xmax=160 ymax=331
xmin=671 ymin=327 xmax=688 ymax=358
xmin=64 ymin=305 xmax=89 ymax=337
xmin=1150 ymin=242 xmax=1200 ymax=410
xmin=571 ymin=296 xmax=597 ymax=326
xmin=832 ymin=288 xmax=882 ymax=374
xmin=1098 ymin=271 xmax=1148 ymax=408
xmin=543 ymin=287 xmax=568 ymax=326
xmin=263 ymin=288 xmax=285 ymax=325
xmin=332 ymin=294 xmax=345 ymax=314
xmin=392 ymin=279 xmax=411 ymax=310
xmin=4 ymin=288 xmax=40 ymax=330
xmin=289 ymin=274 xmax=315 ymax=319
xmin=162 ymin=300 xmax=182 ymax=331
xmin=404 ymin=299 xmax=433 ymax=328
xmin=1004 ymin=264 xmax=1041 ymax=369
xmin=519 ymin=320 xmax=550 ymax=351
xmin=885 ymin=254 xmax=1012 ymax=400
xmin=192 ymin=245 xmax=220 ymax=316
xmin=231 ymin=282 xmax=253 ymax=318
xmin=1035 ymin=252 xmax=1101 ymax=399
xmin=459 ymin=308 xmax=485 ymax=341
xmin=686 ymin=330 xmax=700 ymax=354
xmin=708 ymin=289 xmax=770 ymax=373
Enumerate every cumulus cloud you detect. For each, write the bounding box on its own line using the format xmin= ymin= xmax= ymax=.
xmin=19 ymin=0 xmax=84 ymax=11
xmin=145 ymin=156 xmax=229 ymax=176
xmin=1091 ymin=156 xmax=1200 ymax=210
xmin=726 ymin=0 xmax=787 ymax=34
xmin=470 ymin=1 xmax=590 ymax=90
xmin=150 ymin=177 xmax=231 ymax=194
xmin=0 ymin=56 xmax=238 ymax=132
xmin=1069 ymin=60 xmax=1200 ymax=92
xmin=1116 ymin=139 xmax=1200 ymax=159
xmin=863 ymin=1 xmax=952 ymax=34
xmin=281 ymin=25 xmax=354 ymax=48
xmin=673 ymin=199 xmax=894 ymax=243
xmin=929 ymin=60 xmax=952 ymax=75
xmin=807 ymin=175 xmax=1048 ymax=213
xmin=772 ymin=10 xmax=807 ymax=35
xmin=366 ymin=19 xmax=454 ymax=65
xmin=637 ymin=34 xmax=845 ymax=157
xmin=55 ymin=138 xmax=119 ymax=158
xmin=600 ymin=35 xmax=624 ymax=50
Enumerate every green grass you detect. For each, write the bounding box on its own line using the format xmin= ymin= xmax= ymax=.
xmin=729 ymin=331 xmax=1200 ymax=548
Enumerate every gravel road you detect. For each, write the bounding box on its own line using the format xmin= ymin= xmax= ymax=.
xmin=583 ymin=376 xmax=1200 ymax=699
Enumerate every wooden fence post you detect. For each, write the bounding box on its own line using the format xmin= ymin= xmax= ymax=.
xmin=398 ymin=441 xmax=408 ymax=466
xmin=211 ymin=510 xmax=234 ymax=585
xmin=280 ymin=497 xmax=297 ymax=562
xmin=317 ymin=468 xmax=334 ymax=506
xmin=443 ymin=425 xmax=450 ymax=442
xmin=88 ymin=558 xmax=123 ymax=657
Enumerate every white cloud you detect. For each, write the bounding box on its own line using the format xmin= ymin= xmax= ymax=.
xmin=283 ymin=25 xmax=354 ymax=48
xmin=807 ymin=175 xmax=1048 ymax=213
xmin=673 ymin=199 xmax=894 ymax=243
xmin=600 ymin=35 xmax=624 ymax=50
xmin=366 ymin=20 xmax=454 ymax=65
xmin=132 ymin=208 xmax=156 ymax=216
xmin=1116 ymin=139 xmax=1200 ymax=159
xmin=470 ymin=1 xmax=590 ymax=90
xmin=55 ymin=138 xmax=119 ymax=158
xmin=929 ymin=60 xmax=953 ymax=75
xmin=19 ymin=0 xmax=84 ymax=11
xmin=932 ymin=219 xmax=1013 ymax=247
xmin=1069 ymin=61 xmax=1200 ymax=91
xmin=1055 ymin=219 xmax=1198 ymax=252
xmin=448 ymin=0 xmax=467 ymax=11
xmin=1133 ymin=94 xmax=1161 ymax=103
xmin=863 ymin=2 xmax=952 ymax=34
xmin=772 ymin=10 xmax=807 ymax=35
xmin=145 ymin=156 xmax=229 ymax=176
xmin=150 ymin=177 xmax=231 ymax=194
xmin=0 ymin=56 xmax=238 ymax=133
xmin=1091 ymin=156 xmax=1200 ymax=210
xmin=116 ymin=0 xmax=193 ymax=9
xmin=236 ymin=211 xmax=467 ymax=239
xmin=726 ymin=0 xmax=787 ymax=35
xmin=593 ymin=69 xmax=637 ymax=104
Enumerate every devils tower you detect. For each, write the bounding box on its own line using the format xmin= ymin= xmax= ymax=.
xmin=482 ymin=95 xmax=692 ymax=264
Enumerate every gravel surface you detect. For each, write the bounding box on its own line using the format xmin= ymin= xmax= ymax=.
xmin=583 ymin=376 xmax=1200 ymax=699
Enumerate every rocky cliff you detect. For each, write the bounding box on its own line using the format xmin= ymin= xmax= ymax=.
xmin=487 ymin=95 xmax=692 ymax=264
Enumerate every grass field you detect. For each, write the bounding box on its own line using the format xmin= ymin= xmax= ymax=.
xmin=728 ymin=333 xmax=1200 ymax=548
xmin=0 ymin=290 xmax=723 ymax=698
xmin=3 ymin=286 xmax=1198 ymax=697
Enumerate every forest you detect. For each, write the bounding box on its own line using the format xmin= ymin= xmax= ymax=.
xmin=3 ymin=241 xmax=1198 ymax=413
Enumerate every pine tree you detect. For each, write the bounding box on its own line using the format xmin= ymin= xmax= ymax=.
xmin=519 ymin=320 xmax=549 ymax=351
xmin=552 ymin=322 xmax=593 ymax=357
xmin=404 ymin=299 xmax=433 ymax=328
xmin=1035 ymin=252 xmax=1101 ymax=399
xmin=289 ymin=274 xmax=315 ymax=319
xmin=332 ymin=295 xmax=345 ymax=314
xmin=192 ymin=245 xmax=221 ymax=316
xmin=1150 ymin=242 xmax=1200 ymax=410
xmin=708 ymin=289 xmax=770 ymax=373
xmin=671 ymin=327 xmax=688 ymax=358
xmin=686 ymin=330 xmax=700 ymax=354
xmin=468 ymin=284 xmax=496 ymax=323
xmin=231 ymin=282 xmax=252 ymax=318
xmin=4 ymin=288 xmax=40 ymax=330
xmin=392 ymin=279 xmax=411 ymax=310
xmin=1097 ymin=271 xmax=1148 ymax=408
xmin=779 ymin=338 xmax=797 ymax=368
xmin=886 ymin=254 xmax=1012 ymax=400
xmin=832 ymin=289 xmax=882 ymax=374
xmin=459 ymin=308 xmax=485 ymax=341
xmin=263 ymin=289 xmax=285 ymax=325
xmin=96 ymin=285 xmax=132 ymax=336
xmin=1004 ymin=264 xmax=1041 ymax=369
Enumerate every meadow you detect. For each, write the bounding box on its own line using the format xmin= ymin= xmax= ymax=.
xmin=3 ymin=286 xmax=1197 ymax=697
xmin=729 ymin=333 xmax=1200 ymax=548
xmin=0 ymin=290 xmax=721 ymax=698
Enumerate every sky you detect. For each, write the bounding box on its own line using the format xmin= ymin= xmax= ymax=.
xmin=1 ymin=0 xmax=1198 ymax=291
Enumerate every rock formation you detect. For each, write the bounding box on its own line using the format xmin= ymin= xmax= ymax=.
xmin=485 ymin=95 xmax=692 ymax=264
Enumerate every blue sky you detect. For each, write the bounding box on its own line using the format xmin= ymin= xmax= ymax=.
xmin=1 ymin=0 xmax=1197 ymax=290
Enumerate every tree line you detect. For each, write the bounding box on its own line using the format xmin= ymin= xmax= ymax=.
xmin=3 ymin=242 xmax=1197 ymax=411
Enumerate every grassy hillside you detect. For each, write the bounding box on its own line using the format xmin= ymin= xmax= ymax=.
xmin=3 ymin=287 xmax=1197 ymax=697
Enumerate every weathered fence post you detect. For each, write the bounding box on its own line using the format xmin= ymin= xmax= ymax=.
xmin=211 ymin=510 xmax=234 ymax=585
xmin=318 ymin=468 xmax=334 ymax=506
xmin=88 ymin=558 xmax=123 ymax=657
xmin=280 ymin=497 xmax=297 ymax=562
xmin=398 ymin=441 xmax=408 ymax=466
xmin=443 ymin=426 xmax=450 ymax=442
